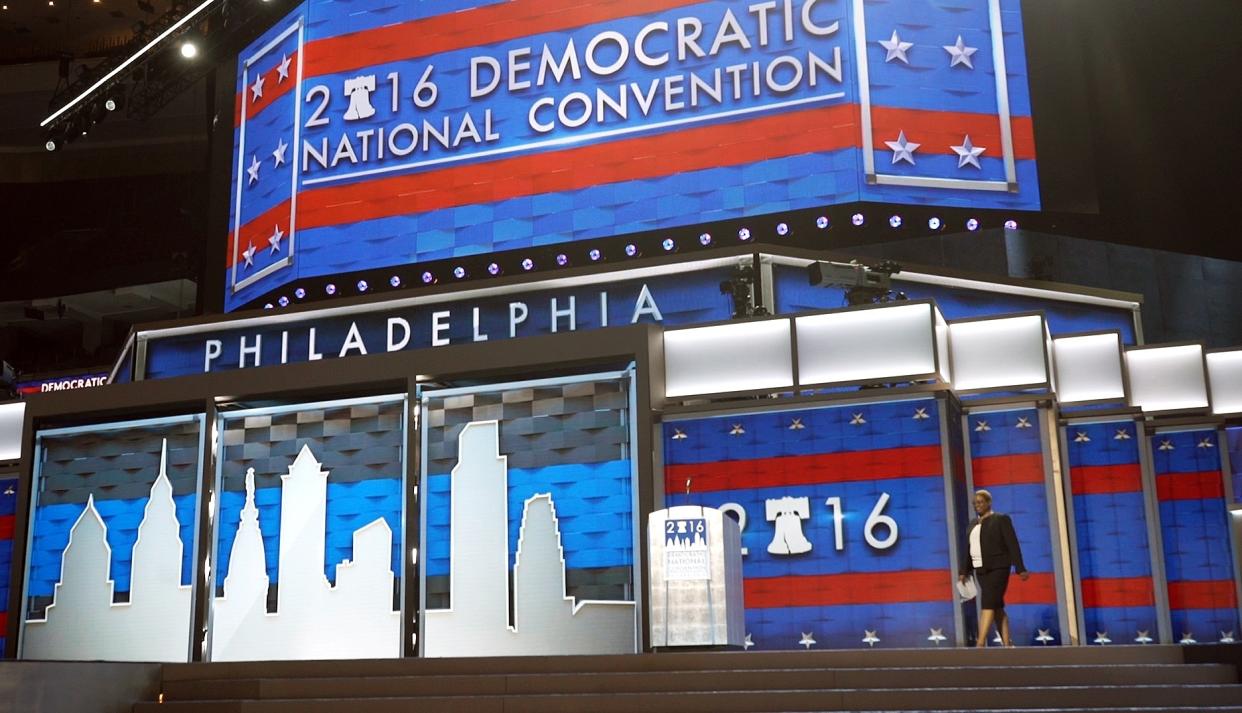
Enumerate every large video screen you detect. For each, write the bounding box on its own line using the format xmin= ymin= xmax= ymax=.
xmin=226 ymin=0 xmax=1039 ymax=310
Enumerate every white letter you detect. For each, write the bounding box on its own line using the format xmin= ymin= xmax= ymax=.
xmin=239 ymin=334 xmax=261 ymax=368
xmin=472 ymin=307 xmax=489 ymax=342
xmin=635 ymin=22 xmax=670 ymax=67
xmin=339 ymin=321 xmax=368 ymax=357
xmin=388 ymin=317 xmax=411 ymax=351
xmin=710 ymin=9 xmax=752 ymax=55
xmin=470 ymin=55 xmax=501 ymax=98
xmin=204 ymin=339 xmax=222 ymax=372
xmin=308 ymin=327 xmax=324 ymax=360
xmin=631 ymin=284 xmax=664 ymax=322
xmin=432 ymin=310 xmax=451 ymax=346
xmin=676 ymin=17 xmax=706 ymax=61
xmin=529 ymin=97 xmax=556 ymax=133
xmin=585 ymin=30 xmax=630 ymax=76
xmin=509 ymin=302 xmax=528 ymax=338
xmin=748 ymin=1 xmax=776 ymax=47
xmin=801 ymin=0 xmax=839 ymax=36
xmin=538 ymin=39 xmax=582 ymax=85
xmin=551 ymin=295 xmax=576 ymax=333
xmin=508 ymin=47 xmax=532 ymax=90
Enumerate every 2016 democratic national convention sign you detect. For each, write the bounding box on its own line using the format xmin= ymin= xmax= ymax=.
xmin=227 ymin=0 xmax=1038 ymax=310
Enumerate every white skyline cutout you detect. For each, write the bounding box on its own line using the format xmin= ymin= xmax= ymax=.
xmin=23 ymin=439 xmax=193 ymax=662
xmin=424 ymin=420 xmax=636 ymax=657
xmin=210 ymin=443 xmax=399 ymax=661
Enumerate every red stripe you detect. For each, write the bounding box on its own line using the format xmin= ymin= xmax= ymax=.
xmin=871 ymin=108 xmax=1036 ymax=161
xmin=1004 ymin=571 xmax=1057 ymax=605
xmin=0 ymin=612 xmax=7 ymax=633
xmin=1168 ymin=580 xmax=1238 ymax=610
xmin=1156 ymin=471 xmax=1224 ymax=501
xmin=0 ymin=515 xmax=13 ymax=540
xmin=744 ymin=570 xmax=952 ymax=608
xmin=666 ymin=445 xmax=943 ymax=495
xmin=970 ymin=453 xmax=1044 ymax=487
xmin=1080 ymin=576 xmax=1155 ymax=608
xmin=228 ymin=199 xmax=292 ymax=268
xmin=233 ymin=50 xmax=300 ymax=128
xmin=302 ymin=0 xmax=705 ymax=81
xmin=1069 ymin=464 xmax=1143 ymax=495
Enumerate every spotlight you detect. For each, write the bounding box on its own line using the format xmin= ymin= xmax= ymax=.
xmin=888 ymin=215 xmax=902 ymax=229
xmin=104 ymin=97 xmax=119 ymax=112
xmin=588 ymin=248 xmax=603 ymax=262
xmin=815 ymin=215 xmax=830 ymax=230
xmin=521 ymin=258 xmax=535 ymax=271
xmin=661 ymin=238 xmax=676 ymax=252
xmin=278 ymin=296 xmax=290 ymax=307
xmin=263 ymin=303 xmax=274 ymax=310
xmin=699 ymin=232 xmax=712 ymax=246
xmin=927 ymin=217 xmax=943 ymax=231
xmin=1004 ymin=219 xmax=1018 ymax=230
xmin=624 ymin=243 xmax=639 ymax=257
xmin=179 ymin=40 xmax=198 ymax=59
xmin=555 ymin=253 xmax=569 ymax=266
xmin=294 ymin=287 xmax=306 ymax=300
xmin=966 ymin=218 xmax=980 ymax=232
xmin=452 ymin=266 xmax=466 ymax=279
xmin=487 ymin=262 xmax=501 ymax=276
xmin=851 ymin=213 xmax=866 ymax=227
xmin=776 ymin=222 xmax=789 ymax=236
xmin=737 ymin=227 xmax=751 ymax=241
xmin=44 ymin=136 xmax=59 ymax=152
xmin=389 ymin=275 xmax=401 ymax=288
xmin=325 ymin=283 xmax=337 ymax=295
xmin=421 ymin=271 xmax=435 ymax=284
xmin=356 ymin=279 xmax=369 ymax=292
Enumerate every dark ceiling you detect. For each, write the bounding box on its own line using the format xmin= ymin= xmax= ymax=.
xmin=0 ymin=0 xmax=175 ymax=63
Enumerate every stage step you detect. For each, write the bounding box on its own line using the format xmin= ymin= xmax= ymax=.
xmin=137 ymin=646 xmax=1242 ymax=713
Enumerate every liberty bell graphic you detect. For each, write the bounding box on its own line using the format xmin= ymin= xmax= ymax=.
xmin=765 ymin=496 xmax=813 ymax=555
xmin=343 ymin=75 xmax=377 ymax=121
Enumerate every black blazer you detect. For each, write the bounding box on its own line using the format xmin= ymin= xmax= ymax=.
xmin=960 ymin=513 xmax=1026 ymax=575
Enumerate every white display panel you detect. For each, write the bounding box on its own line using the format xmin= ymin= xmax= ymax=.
xmin=1053 ymin=333 xmax=1127 ymax=404
xmin=1125 ymin=344 xmax=1209 ymax=413
xmin=949 ymin=315 xmax=1050 ymax=392
xmin=795 ymin=303 xmax=942 ymax=387
xmin=664 ymin=319 xmax=793 ymax=398
xmin=0 ymin=401 xmax=24 ymax=462
xmin=1207 ymin=351 xmax=1242 ymax=415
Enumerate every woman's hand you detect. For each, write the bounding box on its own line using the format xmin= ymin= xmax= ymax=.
xmin=1018 ymin=570 xmax=1030 ymax=581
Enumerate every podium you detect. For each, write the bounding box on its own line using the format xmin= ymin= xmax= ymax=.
xmin=647 ymin=505 xmax=745 ymax=648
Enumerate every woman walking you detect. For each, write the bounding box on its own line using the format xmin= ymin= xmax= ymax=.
xmin=959 ymin=489 xmax=1028 ymax=647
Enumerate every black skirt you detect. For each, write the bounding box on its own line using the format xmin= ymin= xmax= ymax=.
xmin=975 ymin=567 xmax=1011 ymax=610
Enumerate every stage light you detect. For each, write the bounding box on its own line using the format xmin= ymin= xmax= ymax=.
xmin=555 ymin=253 xmax=569 ymax=266
xmin=452 ymin=266 xmax=466 ymax=279
xmin=928 ymin=217 xmax=943 ymax=231
xmin=278 ymin=296 xmax=289 ymax=307
xmin=776 ymin=222 xmax=789 ymax=236
xmin=294 ymin=287 xmax=306 ymax=300
xmin=1004 ymin=219 xmax=1018 ymax=230
xmin=356 ymin=279 xmax=368 ymax=292
xmin=263 ymin=303 xmax=274 ymax=310
xmin=104 ymin=98 xmax=118 ymax=112
xmin=179 ymin=40 xmax=198 ymax=59
xmin=325 ymin=283 xmax=337 ymax=295
xmin=966 ymin=218 xmax=980 ymax=231
xmin=588 ymin=248 xmax=603 ymax=262
xmin=521 ymin=258 xmax=535 ymax=271
xmin=661 ymin=238 xmax=676 ymax=252
xmin=888 ymin=215 xmax=902 ymax=229
xmin=699 ymin=232 xmax=712 ymax=246
xmin=389 ymin=275 xmax=401 ymax=288
xmin=44 ymin=137 xmax=59 ymax=152
xmin=851 ymin=213 xmax=865 ymax=227
xmin=421 ymin=271 xmax=435 ymax=284
xmin=624 ymin=243 xmax=639 ymax=257
xmin=737 ymin=227 xmax=751 ymax=241
xmin=816 ymin=216 xmax=830 ymax=230
xmin=487 ymin=262 xmax=501 ymax=276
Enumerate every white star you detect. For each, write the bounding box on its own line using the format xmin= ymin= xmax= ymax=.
xmin=272 ymin=138 xmax=288 ymax=167
xmin=1114 ymin=428 xmax=1132 ymax=440
xmin=729 ymin=424 xmax=745 ymax=436
xmin=1158 ymin=439 xmax=1175 ymax=451
xmin=1075 ymin=431 xmax=1091 ymax=443
xmin=1016 ymin=416 xmax=1032 ymax=429
xmin=799 ymin=632 xmax=816 ymax=649
xmin=850 ymin=413 xmax=867 ymax=426
xmin=1134 ymin=630 xmax=1152 ymax=644
xmin=1221 ymin=631 xmax=1236 ymax=643
xmin=671 ymin=428 xmax=687 ymax=441
xmin=927 ymin=628 xmax=947 ymax=645
xmin=913 ymin=407 xmax=930 ymax=420
xmin=276 ymin=53 xmax=292 ymax=82
xmin=1197 ymin=437 xmax=1215 ymax=449
xmin=789 ymin=418 xmax=805 ymax=430
xmin=884 ymin=130 xmax=921 ymax=166
xmin=250 ymin=73 xmax=265 ymax=102
xmin=1093 ymin=631 xmax=1111 ymax=645
xmin=862 ymin=630 xmax=880 ymax=647
xmin=743 ymin=633 xmax=755 ymax=650
xmin=951 ymin=135 xmax=986 ymax=169
xmin=268 ymin=224 xmax=284 ymax=254
xmin=247 ymin=154 xmax=261 ymax=185
xmin=1036 ymin=629 xmax=1055 ymax=644
xmin=878 ymin=30 xmax=913 ymax=64
xmin=241 ymin=242 xmax=256 ymax=268
xmin=974 ymin=420 xmax=991 ymax=432
xmin=943 ymin=35 xmax=978 ymax=69
xmin=1179 ymin=632 xmax=1197 ymax=645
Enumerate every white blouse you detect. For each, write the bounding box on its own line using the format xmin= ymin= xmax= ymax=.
xmin=969 ymin=522 xmax=983 ymax=568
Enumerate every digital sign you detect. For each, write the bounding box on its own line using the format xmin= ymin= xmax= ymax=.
xmin=226 ymin=0 xmax=1039 ymax=310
